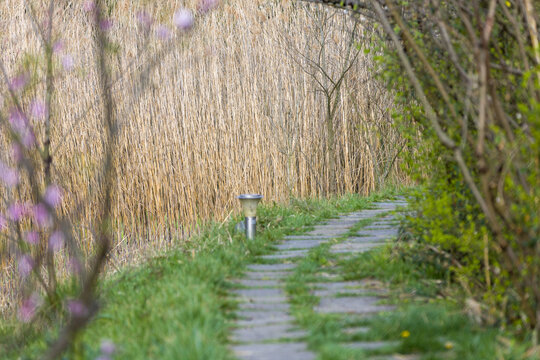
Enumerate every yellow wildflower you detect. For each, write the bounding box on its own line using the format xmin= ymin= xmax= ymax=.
xmin=445 ymin=341 xmax=454 ymax=349
xmin=401 ymin=330 xmax=410 ymax=338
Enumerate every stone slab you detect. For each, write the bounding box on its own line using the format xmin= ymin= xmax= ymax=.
xmin=330 ymin=242 xmax=381 ymax=254
xmin=231 ymin=323 xmax=307 ymax=343
xmin=357 ymin=229 xmax=398 ymax=238
xmin=233 ymin=343 xmax=315 ymax=360
xmin=234 ymin=279 xmax=282 ymax=288
xmin=275 ymin=239 xmax=325 ymax=250
xmin=284 ymin=235 xmax=336 ymax=240
xmin=239 ymin=302 xmax=290 ymax=311
xmin=244 ymin=271 xmax=290 ymax=280
xmin=234 ymin=288 xmax=287 ymax=303
xmin=312 ymin=281 xmax=374 ymax=297
xmin=260 ymin=249 xmax=309 ymax=260
xmin=315 ymin=296 xmax=395 ymax=314
xmin=236 ymin=310 xmax=294 ymax=326
xmin=247 ymin=263 xmax=296 ymax=271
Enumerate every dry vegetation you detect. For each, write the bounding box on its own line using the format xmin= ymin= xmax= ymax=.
xmin=0 ymin=0 xmax=408 ymax=311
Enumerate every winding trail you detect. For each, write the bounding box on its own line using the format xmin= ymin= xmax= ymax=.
xmin=229 ymin=200 xmax=408 ymax=360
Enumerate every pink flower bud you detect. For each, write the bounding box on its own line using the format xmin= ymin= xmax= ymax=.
xmin=0 ymin=214 xmax=7 ymax=230
xmin=52 ymin=40 xmax=65 ymax=53
xmin=8 ymin=203 xmax=25 ymax=222
xmin=44 ymin=185 xmax=63 ymax=208
xmin=24 ymin=231 xmax=40 ymax=245
xmin=49 ymin=230 xmax=64 ymax=252
xmin=137 ymin=11 xmax=153 ymax=29
xmin=62 ymin=54 xmax=75 ymax=71
xmin=67 ymin=299 xmax=88 ymax=317
xmin=100 ymin=19 xmax=113 ymax=31
xmin=173 ymin=9 xmax=194 ymax=31
xmin=100 ymin=339 xmax=116 ymax=355
xmin=19 ymin=294 xmax=40 ymax=322
xmin=9 ymin=73 xmax=29 ymax=92
xmin=30 ymin=100 xmax=48 ymax=121
xmin=18 ymin=254 xmax=34 ymax=278
xmin=198 ymin=0 xmax=219 ymax=13
xmin=0 ymin=161 xmax=19 ymax=188
xmin=156 ymin=25 xmax=171 ymax=40
xmin=11 ymin=143 xmax=23 ymax=163
xmin=33 ymin=203 xmax=52 ymax=228
xmin=83 ymin=1 xmax=95 ymax=12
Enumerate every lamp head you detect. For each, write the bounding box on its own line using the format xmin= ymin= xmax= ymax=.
xmin=237 ymin=194 xmax=263 ymax=217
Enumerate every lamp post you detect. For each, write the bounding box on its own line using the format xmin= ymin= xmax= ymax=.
xmin=237 ymin=194 xmax=263 ymax=240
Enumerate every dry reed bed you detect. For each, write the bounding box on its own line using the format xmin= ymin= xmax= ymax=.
xmin=0 ymin=0 xmax=407 ymax=312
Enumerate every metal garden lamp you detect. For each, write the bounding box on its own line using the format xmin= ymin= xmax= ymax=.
xmin=237 ymin=194 xmax=263 ymax=240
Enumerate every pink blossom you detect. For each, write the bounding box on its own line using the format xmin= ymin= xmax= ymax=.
xmin=30 ymin=100 xmax=48 ymax=121
xmin=0 ymin=161 xmax=19 ymax=188
xmin=173 ymin=9 xmax=194 ymax=31
xmin=67 ymin=299 xmax=88 ymax=317
xmin=44 ymin=185 xmax=63 ymax=208
xmin=100 ymin=339 xmax=116 ymax=355
xmin=18 ymin=254 xmax=34 ymax=278
xmin=52 ymin=40 xmax=65 ymax=53
xmin=198 ymin=0 xmax=219 ymax=13
xmin=100 ymin=19 xmax=113 ymax=31
xmin=9 ymin=108 xmax=27 ymax=133
xmin=49 ymin=230 xmax=64 ymax=252
xmin=83 ymin=1 xmax=95 ymax=12
xmin=11 ymin=143 xmax=23 ymax=163
xmin=69 ymin=257 xmax=83 ymax=274
xmin=19 ymin=294 xmax=40 ymax=322
xmin=9 ymin=108 xmax=36 ymax=149
xmin=137 ymin=11 xmax=153 ymax=29
xmin=62 ymin=54 xmax=75 ymax=71
xmin=0 ymin=214 xmax=7 ymax=230
xmin=24 ymin=231 xmax=40 ymax=245
xmin=33 ymin=203 xmax=52 ymax=228
xmin=156 ymin=25 xmax=171 ymax=40
xmin=8 ymin=203 xmax=25 ymax=222
xmin=9 ymin=73 xmax=29 ymax=92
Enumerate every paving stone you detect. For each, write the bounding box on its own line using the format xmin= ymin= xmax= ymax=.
xmin=231 ymin=323 xmax=307 ymax=343
xmin=284 ymin=235 xmax=336 ymax=240
xmin=347 ymin=236 xmax=391 ymax=243
xmin=247 ymin=263 xmax=296 ymax=271
xmin=239 ymin=302 xmax=290 ymax=311
xmin=236 ymin=310 xmax=294 ymax=326
xmin=330 ymin=242 xmax=382 ymax=254
xmin=234 ymin=279 xmax=282 ymax=288
xmin=358 ymin=228 xmax=398 ymax=238
xmin=312 ymin=281 xmax=374 ymax=297
xmin=234 ymin=288 xmax=287 ymax=303
xmin=309 ymin=229 xmax=349 ymax=236
xmin=233 ymin=343 xmax=316 ymax=360
xmin=244 ymin=271 xmax=290 ymax=280
xmin=275 ymin=239 xmax=325 ymax=250
xmin=341 ymin=341 xmax=400 ymax=351
xmin=315 ymin=296 xmax=395 ymax=314
xmin=260 ymin=249 xmax=309 ymax=260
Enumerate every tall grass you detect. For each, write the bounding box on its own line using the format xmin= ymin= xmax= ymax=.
xmin=0 ymin=0 xmax=408 ymax=311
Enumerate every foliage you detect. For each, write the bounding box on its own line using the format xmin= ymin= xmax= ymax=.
xmin=0 ymin=1 xmax=214 ymax=358
xmin=308 ymin=0 xmax=540 ymax=336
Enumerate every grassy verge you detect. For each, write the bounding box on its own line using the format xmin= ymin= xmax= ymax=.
xmin=0 ymin=189 xmax=403 ymax=359
xmin=285 ymin=217 xmax=537 ymax=359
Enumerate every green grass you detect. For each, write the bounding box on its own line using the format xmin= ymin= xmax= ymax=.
xmin=285 ymin=230 xmax=536 ymax=360
xmin=0 ymin=188 xmax=403 ymax=359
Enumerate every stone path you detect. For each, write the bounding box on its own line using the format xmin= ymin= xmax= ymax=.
xmin=229 ymin=200 xmax=408 ymax=359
